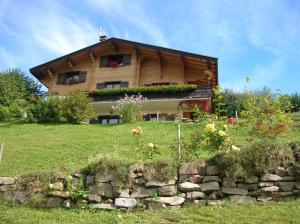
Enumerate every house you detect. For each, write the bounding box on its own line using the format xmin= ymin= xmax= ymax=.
xmin=30 ymin=37 xmax=218 ymax=124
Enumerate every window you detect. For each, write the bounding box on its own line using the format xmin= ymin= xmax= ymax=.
xmin=96 ymin=81 xmax=129 ymax=89
xmin=98 ymin=116 xmax=121 ymax=124
xmin=100 ymin=54 xmax=131 ymax=67
xmin=57 ymin=71 xmax=87 ymax=85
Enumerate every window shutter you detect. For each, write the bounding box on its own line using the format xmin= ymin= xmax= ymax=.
xmin=96 ymin=83 xmax=106 ymax=89
xmin=100 ymin=56 xmax=109 ymax=67
xmin=123 ymin=54 xmax=131 ymax=65
xmin=57 ymin=73 xmax=66 ymax=85
xmin=120 ymin=81 xmax=129 ymax=87
xmin=78 ymin=72 xmax=87 ymax=83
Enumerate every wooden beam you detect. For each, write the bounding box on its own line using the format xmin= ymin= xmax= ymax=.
xmin=135 ymin=47 xmax=141 ymax=86
xmin=156 ymin=51 xmax=163 ymax=79
xmin=111 ymin=42 xmax=118 ymax=51
xmin=67 ymin=59 xmax=75 ymax=70
xmin=47 ymin=68 xmax=53 ymax=78
xmin=90 ymin=50 xmax=95 ymax=63
xmin=181 ymin=55 xmax=187 ymax=83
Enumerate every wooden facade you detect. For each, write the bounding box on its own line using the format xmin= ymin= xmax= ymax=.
xmin=30 ymin=38 xmax=218 ymax=122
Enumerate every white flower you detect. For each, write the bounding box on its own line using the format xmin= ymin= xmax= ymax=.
xmin=231 ymin=145 xmax=240 ymax=152
xmin=49 ymin=183 xmax=53 ymax=189
xmin=148 ymin=143 xmax=154 ymax=149
xmin=218 ymin=130 xmax=226 ymax=137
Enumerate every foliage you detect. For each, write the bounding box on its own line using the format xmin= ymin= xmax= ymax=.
xmin=0 ymin=69 xmax=44 ymax=106
xmin=90 ymin=84 xmax=197 ymax=97
xmin=218 ymin=138 xmax=293 ymax=179
xmin=112 ymin=94 xmax=145 ymax=123
xmin=221 ymin=89 xmax=246 ymax=117
xmin=0 ymin=105 xmax=10 ymax=121
xmin=191 ymin=106 xmax=207 ymax=121
xmin=212 ymin=86 xmax=225 ymax=117
xmin=288 ymin=92 xmax=300 ymax=112
xmin=240 ymin=88 xmax=292 ymax=139
xmin=27 ymin=97 xmax=64 ymax=123
xmin=62 ymin=90 xmax=95 ymax=124
xmin=131 ymin=127 xmax=160 ymax=160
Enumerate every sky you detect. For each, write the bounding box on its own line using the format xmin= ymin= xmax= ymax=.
xmin=0 ymin=0 xmax=299 ymax=93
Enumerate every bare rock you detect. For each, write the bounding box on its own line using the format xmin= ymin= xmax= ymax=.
xmin=95 ymin=171 xmax=115 ymax=183
xmin=258 ymin=182 xmax=273 ymax=187
xmin=85 ymin=175 xmax=95 ymax=187
xmin=275 ymin=167 xmax=286 ymax=176
xmin=188 ymin=175 xmax=202 ymax=184
xmin=92 ymin=183 xmax=113 ymax=198
xmin=237 ymin=183 xmax=258 ymax=191
xmin=118 ymin=189 xmax=130 ymax=198
xmin=46 ymin=198 xmax=63 ymax=208
xmin=152 ymin=196 xmax=185 ymax=206
xmin=0 ymin=177 xmax=15 ymax=185
xmin=88 ymin=194 xmax=101 ymax=203
xmin=222 ymin=178 xmax=236 ymax=187
xmin=245 ymin=176 xmax=259 ymax=184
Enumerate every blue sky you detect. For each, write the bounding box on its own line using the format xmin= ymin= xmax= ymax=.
xmin=0 ymin=0 xmax=299 ymax=93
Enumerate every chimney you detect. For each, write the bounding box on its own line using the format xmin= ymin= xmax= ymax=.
xmin=99 ymin=35 xmax=108 ymax=42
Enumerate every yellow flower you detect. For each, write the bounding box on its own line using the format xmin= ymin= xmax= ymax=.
xmin=231 ymin=145 xmax=240 ymax=152
xmin=205 ymin=123 xmax=215 ymax=132
xmin=132 ymin=127 xmax=143 ymax=135
xmin=148 ymin=143 xmax=154 ymax=149
xmin=136 ymin=127 xmax=143 ymax=134
xmin=223 ymin=125 xmax=228 ymax=130
xmin=218 ymin=130 xmax=226 ymax=137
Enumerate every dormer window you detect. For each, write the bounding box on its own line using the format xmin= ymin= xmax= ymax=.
xmin=57 ymin=71 xmax=87 ymax=85
xmin=100 ymin=54 xmax=131 ymax=67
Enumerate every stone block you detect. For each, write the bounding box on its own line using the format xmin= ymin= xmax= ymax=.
xmin=62 ymin=199 xmax=71 ymax=208
xmin=258 ymin=182 xmax=273 ymax=187
xmin=88 ymin=194 xmax=101 ymax=203
xmin=89 ymin=203 xmax=115 ymax=210
xmin=187 ymin=175 xmax=202 ymax=184
xmin=221 ymin=187 xmax=248 ymax=195
xmin=115 ymin=198 xmax=137 ymax=208
xmin=201 ymin=182 xmax=220 ymax=192
xmin=46 ymin=198 xmax=63 ymax=208
xmin=93 ymin=183 xmax=113 ymax=198
xmin=275 ymin=167 xmax=286 ymax=176
xmin=261 ymin=174 xmax=282 ymax=182
xmin=262 ymin=186 xmax=279 ymax=192
xmin=208 ymin=191 xmax=224 ymax=200
xmin=85 ymin=175 xmax=95 ymax=187
xmin=0 ymin=177 xmax=15 ymax=185
xmin=229 ymin=195 xmax=256 ymax=204
xmin=275 ymin=182 xmax=294 ymax=191
xmin=186 ymin=191 xmax=206 ymax=199
xmin=179 ymin=182 xmax=201 ymax=192
xmin=222 ymin=178 xmax=236 ymax=187
xmin=151 ymin=196 xmax=185 ymax=206
xmin=146 ymin=180 xmax=176 ymax=187
xmin=237 ymin=183 xmax=258 ymax=191
xmin=147 ymin=201 xmax=166 ymax=210
xmin=95 ymin=171 xmax=115 ymax=183
xmin=206 ymin=165 xmax=219 ymax=175
xmin=203 ymin=176 xmax=221 ymax=183
xmin=158 ymin=185 xmax=177 ymax=196
xmin=131 ymin=187 xmax=157 ymax=198
xmin=245 ymin=176 xmax=259 ymax=184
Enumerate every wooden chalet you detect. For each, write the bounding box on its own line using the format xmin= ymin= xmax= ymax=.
xmin=30 ymin=37 xmax=218 ymax=124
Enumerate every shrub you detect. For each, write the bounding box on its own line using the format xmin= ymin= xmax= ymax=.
xmin=240 ymin=88 xmax=292 ymax=139
xmin=288 ymin=92 xmax=300 ymax=112
xmin=27 ymin=97 xmax=64 ymax=123
xmin=222 ymin=89 xmax=246 ymax=117
xmin=90 ymin=84 xmax=197 ymax=97
xmin=62 ymin=90 xmax=95 ymax=124
xmin=218 ymin=138 xmax=293 ymax=179
xmin=112 ymin=94 xmax=146 ymax=123
xmin=0 ymin=106 xmax=10 ymax=121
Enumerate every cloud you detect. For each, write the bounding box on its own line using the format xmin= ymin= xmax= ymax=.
xmin=85 ymin=0 xmax=169 ymax=47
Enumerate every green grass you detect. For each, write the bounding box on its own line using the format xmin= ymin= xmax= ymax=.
xmin=0 ymin=112 xmax=299 ymax=176
xmin=1 ymin=198 xmax=300 ymax=224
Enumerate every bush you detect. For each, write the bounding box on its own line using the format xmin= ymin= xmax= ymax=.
xmin=218 ymin=138 xmax=292 ymax=179
xmin=27 ymin=97 xmax=64 ymax=123
xmin=90 ymin=84 xmax=197 ymax=97
xmin=288 ymin=92 xmax=300 ymax=112
xmin=0 ymin=106 xmax=10 ymax=121
xmin=62 ymin=90 xmax=95 ymax=124
xmin=222 ymin=89 xmax=246 ymax=117
xmin=112 ymin=94 xmax=145 ymax=123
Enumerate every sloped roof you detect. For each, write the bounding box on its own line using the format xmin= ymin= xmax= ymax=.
xmin=30 ymin=37 xmax=218 ymax=78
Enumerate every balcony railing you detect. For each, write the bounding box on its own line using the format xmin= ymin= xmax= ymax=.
xmin=89 ymin=84 xmax=213 ymax=101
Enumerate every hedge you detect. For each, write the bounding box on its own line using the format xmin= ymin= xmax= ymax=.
xmin=89 ymin=84 xmax=198 ymax=97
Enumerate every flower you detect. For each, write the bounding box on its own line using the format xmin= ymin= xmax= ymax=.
xmin=231 ymin=145 xmax=240 ymax=152
xmin=218 ymin=130 xmax=226 ymax=137
xmin=49 ymin=184 xmax=53 ymax=189
xmin=205 ymin=123 xmax=215 ymax=132
xmin=148 ymin=143 xmax=154 ymax=149
xmin=131 ymin=127 xmax=143 ymax=135
xmin=223 ymin=125 xmax=228 ymax=130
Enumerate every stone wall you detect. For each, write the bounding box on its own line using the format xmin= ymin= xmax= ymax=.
xmin=1 ymin=146 xmax=300 ymax=210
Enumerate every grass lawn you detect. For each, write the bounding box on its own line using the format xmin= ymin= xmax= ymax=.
xmin=0 ymin=112 xmax=299 ymax=176
xmin=1 ymin=198 xmax=300 ymax=224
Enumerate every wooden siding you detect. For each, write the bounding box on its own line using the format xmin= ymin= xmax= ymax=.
xmin=38 ymin=42 xmax=217 ymax=96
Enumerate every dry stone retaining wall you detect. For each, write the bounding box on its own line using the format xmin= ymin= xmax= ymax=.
xmin=1 ymin=146 xmax=300 ymax=210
